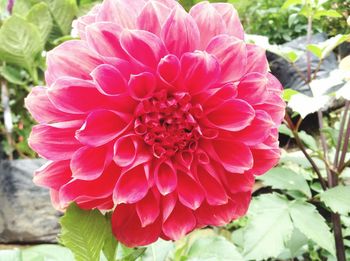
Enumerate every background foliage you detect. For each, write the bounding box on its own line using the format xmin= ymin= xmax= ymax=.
xmin=0 ymin=0 xmax=350 ymax=260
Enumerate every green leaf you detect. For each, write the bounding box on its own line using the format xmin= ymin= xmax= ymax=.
xmin=141 ymin=240 xmax=174 ymax=261
xmin=60 ymin=203 xmax=108 ymax=261
xmin=307 ymin=34 xmax=350 ymax=60
xmin=314 ymin=10 xmax=342 ymax=19
xmin=289 ymin=201 xmax=335 ymax=256
xmin=0 ymin=249 xmax=21 ymax=261
xmin=187 ymin=236 xmax=244 ymax=261
xmin=258 ymin=167 xmax=312 ymax=197
xmin=0 ymin=65 xmax=27 ymax=85
xmin=307 ymin=44 xmax=323 ymax=59
xmin=319 ymin=186 xmax=350 ymax=215
xmin=283 ymin=89 xmax=299 ymax=102
xmin=279 ymin=124 xmax=293 ymax=137
xmin=298 ymin=131 xmax=318 ymax=151
xmin=243 ymin=194 xmax=294 ymax=260
xmin=282 ymin=0 xmax=303 ymax=9
xmin=22 ymin=245 xmax=74 ymax=261
xmin=288 ymin=93 xmax=330 ymax=118
xmin=115 ymin=245 xmax=146 ymax=261
xmin=45 ymin=0 xmax=78 ymax=35
xmin=0 ymin=15 xmax=42 ymax=71
xmin=102 ymin=214 xmax=118 ymax=261
xmin=26 ymin=2 xmax=53 ymax=43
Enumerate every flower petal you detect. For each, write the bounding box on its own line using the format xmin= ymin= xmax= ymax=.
xmin=157 ymin=54 xmax=180 ymax=84
xmin=190 ymin=1 xmax=226 ymax=48
xmin=155 ymin=160 xmax=177 ymax=195
xmin=177 ymin=171 xmax=205 ymax=210
xmin=136 ymin=190 xmax=160 ymax=227
xmin=180 ymin=51 xmax=220 ymax=94
xmin=162 ymin=202 xmax=196 ymax=240
xmin=137 ymin=1 xmax=171 ymax=36
xmin=29 ymin=124 xmax=81 ymax=161
xmin=25 ymin=86 xmax=79 ymax=123
xmin=128 ymin=72 xmax=156 ymax=100
xmin=225 ymin=172 xmax=254 ymax=194
xmin=161 ymin=5 xmax=200 ymax=57
xmin=91 ymin=64 xmax=127 ymax=96
xmin=212 ymin=3 xmax=244 ymax=39
xmin=205 ymin=99 xmax=255 ymax=132
xmin=113 ymin=164 xmax=149 ymax=204
xmin=76 ymin=110 xmax=130 ymax=147
xmin=33 ymin=160 xmax=71 ymax=190
xmin=254 ymin=93 xmax=285 ymax=125
xmin=70 ymin=145 xmax=113 ymax=180
xmin=237 ymin=72 xmax=269 ymax=105
xmin=245 ymin=44 xmax=269 ymax=74
xmin=45 ymin=41 xmax=102 ymax=86
xmin=206 ymin=34 xmax=247 ymax=82
xmin=121 ymin=29 xmax=167 ymax=69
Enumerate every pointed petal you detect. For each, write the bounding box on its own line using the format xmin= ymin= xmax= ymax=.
xmin=180 ymin=51 xmax=220 ymax=94
xmin=33 ymin=160 xmax=71 ymax=190
xmin=128 ymin=72 xmax=156 ymax=100
xmin=225 ymin=172 xmax=254 ymax=194
xmin=45 ymin=40 xmax=102 ymax=86
xmin=162 ymin=192 xmax=177 ymax=221
xmin=212 ymin=3 xmax=244 ymax=39
xmin=206 ymin=35 xmax=247 ymax=82
xmin=162 ymin=202 xmax=196 ymax=240
xmin=161 ymin=6 xmax=200 ymax=57
xmin=91 ymin=64 xmax=127 ymax=96
xmin=137 ymin=1 xmax=171 ymax=36
xmin=29 ymin=124 xmax=81 ymax=160
xmin=157 ymin=54 xmax=180 ymax=84
xmin=121 ymin=29 xmax=167 ymax=69
xmin=113 ymin=134 xmax=150 ymax=167
xmin=177 ymin=171 xmax=205 ymax=210
xmin=76 ymin=110 xmax=130 ymax=147
xmin=245 ymin=44 xmax=269 ymax=74
xmin=112 ymin=204 xmax=161 ymax=247
xmin=254 ymin=93 xmax=285 ymax=125
xmin=250 ymin=146 xmax=280 ymax=175
xmin=136 ymin=190 xmax=160 ymax=227
xmin=195 ymin=199 xmax=236 ymax=226
xmin=205 ymin=99 xmax=255 ymax=132
xmin=155 ymin=160 xmax=177 ymax=195
xmin=190 ymin=2 xmax=226 ymax=48
xmin=71 ymin=145 xmax=113 ymax=180
xmin=237 ymin=72 xmax=269 ymax=105
xmin=113 ymin=164 xmax=149 ymax=204
xmin=25 ymin=86 xmax=79 ymax=123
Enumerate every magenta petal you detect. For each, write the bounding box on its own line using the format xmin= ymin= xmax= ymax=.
xmin=155 ymin=161 xmax=177 ymax=195
xmin=197 ymin=165 xmax=228 ymax=206
xmin=254 ymin=93 xmax=286 ymax=125
xmin=113 ymin=164 xmax=149 ymax=204
xmin=85 ymin=22 xmax=127 ymax=59
xmin=76 ymin=110 xmax=130 ymax=147
xmin=190 ymin=2 xmax=226 ymax=48
xmin=237 ymin=72 xmax=269 ymax=105
xmin=136 ymin=190 xmax=160 ymax=227
xmin=225 ymin=172 xmax=255 ymax=194
xmin=71 ymin=145 xmax=113 ymax=180
xmin=161 ymin=5 xmax=200 ymax=57
xmin=128 ymin=72 xmax=156 ymax=100
xmin=245 ymin=44 xmax=269 ymax=74
xmin=177 ymin=171 xmax=205 ymax=210
xmin=212 ymin=3 xmax=244 ymax=39
xmin=137 ymin=1 xmax=171 ymax=36
xmin=206 ymin=99 xmax=255 ymax=132
xmin=59 ymin=163 xmax=121 ymax=206
xmin=96 ymin=0 xmax=137 ymax=28
xmin=206 ymin=35 xmax=247 ymax=82
xmin=48 ymin=77 xmax=117 ymax=114
xmin=91 ymin=64 xmax=127 ymax=96
xmin=251 ymin=146 xmax=281 ymax=175
xmin=113 ymin=134 xmax=150 ymax=167
xmin=180 ymin=51 xmax=220 ymax=94
xmin=162 ymin=192 xmax=177 ymax=221
xmin=120 ymin=29 xmax=167 ymax=69
xmin=162 ymin=202 xmax=196 ymax=240
xmin=45 ymin=40 xmax=102 ymax=86
xmin=157 ymin=54 xmax=180 ymax=84
xmin=209 ymin=140 xmax=253 ymax=173
xmin=112 ymin=204 xmax=161 ymax=247
xmin=29 ymin=124 xmax=81 ymax=161
xmin=33 ymin=160 xmax=71 ymax=190
xmin=25 ymin=86 xmax=79 ymax=123
xmin=195 ymin=199 xmax=236 ymax=226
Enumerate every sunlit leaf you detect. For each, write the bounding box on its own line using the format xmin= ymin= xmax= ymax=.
xmin=26 ymin=2 xmax=53 ymax=43
xmin=314 ymin=10 xmax=342 ymax=20
xmin=319 ymin=186 xmax=350 ymax=215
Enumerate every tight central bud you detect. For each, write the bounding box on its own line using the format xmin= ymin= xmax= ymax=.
xmin=134 ymin=91 xmax=200 ymax=159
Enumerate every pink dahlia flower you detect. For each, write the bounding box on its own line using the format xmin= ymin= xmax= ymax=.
xmin=26 ymin=0 xmax=285 ymax=247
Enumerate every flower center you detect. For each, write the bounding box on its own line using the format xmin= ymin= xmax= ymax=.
xmin=134 ymin=91 xmax=200 ymax=159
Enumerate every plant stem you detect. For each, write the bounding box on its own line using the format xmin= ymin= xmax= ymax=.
xmin=284 ymin=113 xmax=328 ymax=190
xmin=311 ymin=59 xmax=323 ymax=80
xmin=1 ymin=78 xmax=13 ymax=160
xmin=334 ymin=101 xmax=350 ymax=168
xmin=332 ymin=213 xmax=346 ymax=261
xmin=338 ymin=112 xmax=350 ymax=171
xmin=306 ymin=15 xmax=313 ymax=83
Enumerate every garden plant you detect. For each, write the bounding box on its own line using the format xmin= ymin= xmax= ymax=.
xmin=0 ymin=0 xmax=349 ymax=260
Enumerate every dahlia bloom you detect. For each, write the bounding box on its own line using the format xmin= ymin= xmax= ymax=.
xmin=26 ymin=0 xmax=285 ymax=247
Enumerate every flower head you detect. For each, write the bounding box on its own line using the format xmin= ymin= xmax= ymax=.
xmin=26 ymin=0 xmax=285 ymax=247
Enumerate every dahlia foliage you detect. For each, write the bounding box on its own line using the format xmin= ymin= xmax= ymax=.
xmin=26 ymin=0 xmax=285 ymax=247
